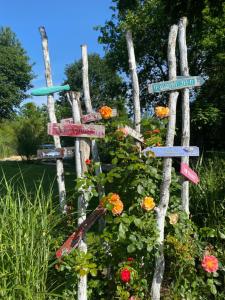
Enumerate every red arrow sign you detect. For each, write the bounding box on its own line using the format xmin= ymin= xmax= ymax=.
xmin=180 ymin=163 xmax=199 ymax=184
xmin=56 ymin=205 xmax=106 ymax=258
xmin=48 ymin=123 xmax=105 ymax=138
xmin=82 ymin=109 xmax=117 ymax=123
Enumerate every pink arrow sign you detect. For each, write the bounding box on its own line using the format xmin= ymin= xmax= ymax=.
xmin=48 ymin=123 xmax=105 ymax=138
xmin=180 ymin=162 xmax=199 ymax=184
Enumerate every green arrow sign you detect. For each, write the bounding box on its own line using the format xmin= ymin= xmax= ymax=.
xmin=31 ymin=84 xmax=70 ymax=96
xmin=148 ymin=76 xmax=205 ymax=94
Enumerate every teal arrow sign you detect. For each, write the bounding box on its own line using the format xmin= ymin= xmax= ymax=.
xmin=31 ymin=84 xmax=70 ymax=96
xmin=148 ymin=76 xmax=205 ymax=94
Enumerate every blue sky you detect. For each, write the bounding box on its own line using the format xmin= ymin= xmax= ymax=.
xmin=0 ymin=0 xmax=113 ymax=105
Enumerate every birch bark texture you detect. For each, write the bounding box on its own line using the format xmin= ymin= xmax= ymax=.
xmin=81 ymin=44 xmax=105 ymax=231
xmin=151 ymin=25 xmax=179 ymax=300
xmin=81 ymin=44 xmax=104 ymax=183
xmin=125 ymin=30 xmax=141 ymax=134
xmin=39 ymin=27 xmax=66 ymax=209
xmin=178 ymin=17 xmax=190 ymax=215
xmin=70 ymin=91 xmax=89 ymax=300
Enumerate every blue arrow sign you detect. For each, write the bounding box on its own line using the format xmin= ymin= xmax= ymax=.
xmin=31 ymin=84 xmax=70 ymax=96
xmin=142 ymin=146 xmax=199 ymax=157
xmin=148 ymin=76 xmax=205 ymax=94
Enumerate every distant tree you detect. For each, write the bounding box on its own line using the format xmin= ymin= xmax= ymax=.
xmin=97 ymin=0 xmax=225 ymax=150
xmin=61 ymin=53 xmax=126 ymax=113
xmin=0 ymin=27 xmax=34 ymax=119
xmin=16 ymin=102 xmax=47 ymax=160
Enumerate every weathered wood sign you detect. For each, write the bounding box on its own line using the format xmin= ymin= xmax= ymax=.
xmin=37 ymin=148 xmax=63 ymax=159
xmin=121 ymin=125 xmax=144 ymax=143
xmin=180 ymin=162 xmax=200 ymax=184
xmin=142 ymin=146 xmax=199 ymax=157
xmin=31 ymin=84 xmax=70 ymax=96
xmin=37 ymin=147 xmax=75 ymax=159
xmin=56 ymin=205 xmax=106 ymax=258
xmin=48 ymin=123 xmax=105 ymax=138
xmin=148 ymin=76 xmax=205 ymax=94
xmin=60 ymin=118 xmax=73 ymax=124
xmin=82 ymin=109 xmax=117 ymax=123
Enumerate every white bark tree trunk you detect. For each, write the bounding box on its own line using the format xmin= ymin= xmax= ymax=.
xmin=70 ymin=91 xmax=89 ymax=300
xmin=151 ymin=25 xmax=179 ymax=300
xmin=39 ymin=27 xmax=66 ymax=210
xmin=125 ymin=30 xmax=141 ymax=134
xmin=81 ymin=44 xmax=105 ymax=195
xmin=178 ymin=17 xmax=190 ymax=215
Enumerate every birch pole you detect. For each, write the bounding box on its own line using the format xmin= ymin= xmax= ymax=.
xmin=151 ymin=25 xmax=179 ymax=300
xmin=70 ymin=91 xmax=89 ymax=300
xmin=39 ymin=26 xmax=66 ymax=209
xmin=178 ymin=17 xmax=190 ymax=215
xmin=125 ymin=30 xmax=141 ymax=134
xmin=81 ymin=44 xmax=104 ymax=189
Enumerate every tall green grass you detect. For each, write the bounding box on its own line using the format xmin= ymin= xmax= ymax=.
xmin=0 ymin=179 xmax=57 ymax=299
xmin=190 ymin=156 xmax=225 ymax=232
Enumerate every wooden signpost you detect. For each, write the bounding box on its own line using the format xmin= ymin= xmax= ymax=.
xmin=56 ymin=205 xmax=106 ymax=258
xmin=31 ymin=84 xmax=70 ymax=96
xmin=82 ymin=109 xmax=117 ymax=123
xmin=120 ymin=125 xmax=144 ymax=143
xmin=180 ymin=162 xmax=199 ymax=184
xmin=48 ymin=123 xmax=105 ymax=138
xmin=37 ymin=147 xmax=75 ymax=159
xmin=60 ymin=118 xmax=73 ymax=124
xmin=143 ymin=146 xmax=199 ymax=157
xmin=148 ymin=76 xmax=205 ymax=94
xmin=60 ymin=109 xmax=117 ymax=125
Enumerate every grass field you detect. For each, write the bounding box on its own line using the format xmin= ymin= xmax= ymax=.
xmin=0 ymin=160 xmax=76 ymax=204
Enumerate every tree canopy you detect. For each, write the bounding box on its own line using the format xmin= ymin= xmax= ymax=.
xmin=97 ymin=0 xmax=225 ymax=150
xmin=0 ymin=27 xmax=34 ymax=119
xmin=61 ymin=53 xmax=126 ymax=112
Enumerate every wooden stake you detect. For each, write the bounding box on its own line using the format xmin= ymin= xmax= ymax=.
xmin=179 ymin=17 xmax=190 ymax=215
xmin=125 ymin=30 xmax=141 ymax=134
xmin=81 ymin=44 xmax=105 ymax=197
xmin=70 ymin=91 xmax=90 ymax=300
xmin=151 ymin=25 xmax=179 ymax=300
xmin=39 ymin=26 xmax=66 ymax=210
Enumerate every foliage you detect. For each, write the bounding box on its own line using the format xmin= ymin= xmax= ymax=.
xmin=0 ymin=27 xmax=34 ymax=119
xmin=60 ymin=53 xmax=127 ymax=113
xmin=97 ymin=0 xmax=225 ymax=150
xmin=0 ymin=119 xmax=18 ymax=158
xmin=0 ymin=179 xmax=58 ymax=300
xmin=15 ymin=102 xmax=47 ymax=160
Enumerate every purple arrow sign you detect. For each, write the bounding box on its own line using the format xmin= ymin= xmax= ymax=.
xmin=142 ymin=146 xmax=199 ymax=157
xmin=180 ymin=163 xmax=200 ymax=184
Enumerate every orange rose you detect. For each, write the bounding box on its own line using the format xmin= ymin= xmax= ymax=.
xmin=112 ymin=200 xmax=124 ymax=215
xmin=116 ymin=127 xmax=128 ymax=137
xmin=168 ymin=213 xmax=179 ymax=225
xmin=155 ymin=106 xmax=170 ymax=118
xmin=99 ymin=193 xmax=123 ymax=215
xmin=109 ymin=193 xmax=121 ymax=203
xmin=142 ymin=196 xmax=155 ymax=211
xmin=99 ymin=106 xmax=113 ymax=119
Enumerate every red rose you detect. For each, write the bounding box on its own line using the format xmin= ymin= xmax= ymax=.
xmin=152 ymin=129 xmax=160 ymax=134
xmin=127 ymin=257 xmax=134 ymax=262
xmin=201 ymin=255 xmax=219 ymax=273
xmin=85 ymin=159 xmax=91 ymax=165
xmin=120 ymin=268 xmax=131 ymax=283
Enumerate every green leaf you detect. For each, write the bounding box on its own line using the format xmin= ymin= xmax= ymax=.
xmin=134 ymin=218 xmax=142 ymax=227
xmin=137 ymin=184 xmax=144 ymax=195
xmin=112 ymin=157 xmax=118 ymax=165
xmin=127 ymin=244 xmax=136 ymax=253
xmin=136 ymin=241 xmax=143 ymax=250
xmin=118 ymin=223 xmax=127 ymax=239
xmin=90 ymin=269 xmax=97 ymax=277
xmin=129 ymin=234 xmax=137 ymax=242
